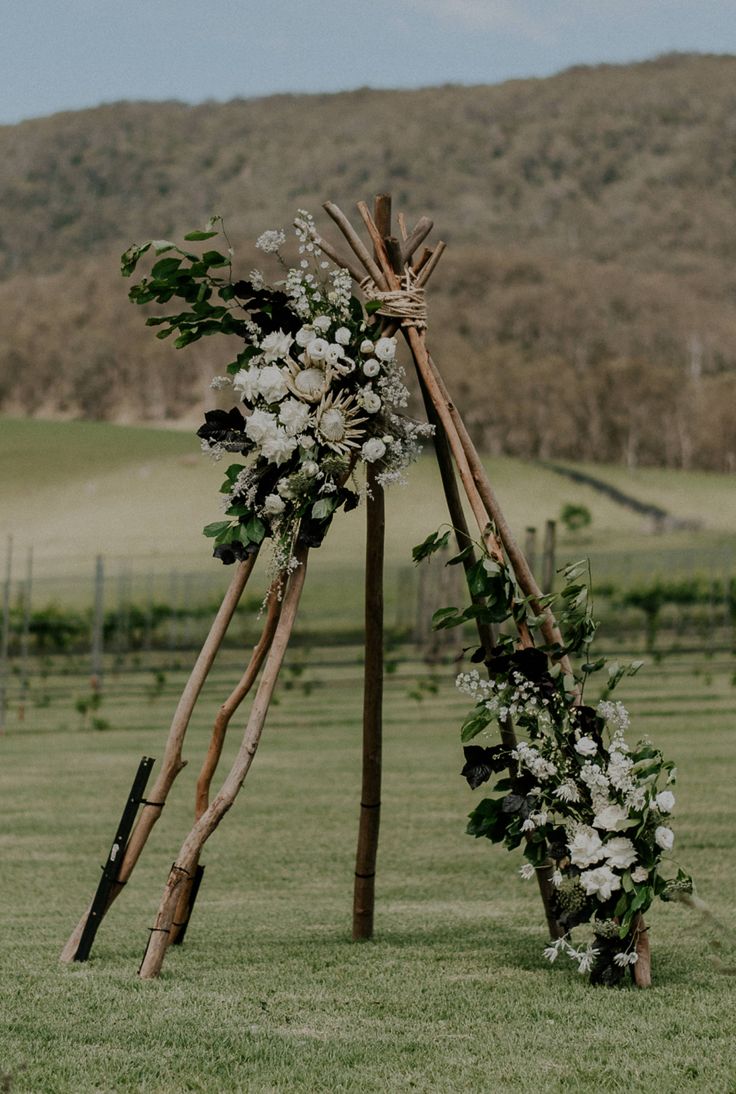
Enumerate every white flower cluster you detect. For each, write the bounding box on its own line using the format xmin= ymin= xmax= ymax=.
xmin=200 ymin=213 xmax=432 ymax=566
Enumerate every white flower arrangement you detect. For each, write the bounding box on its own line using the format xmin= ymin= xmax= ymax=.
xmin=449 ymin=554 xmax=694 ymax=986
xmin=123 ymin=211 xmax=433 ymax=570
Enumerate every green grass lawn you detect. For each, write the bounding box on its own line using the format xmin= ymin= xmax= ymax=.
xmin=1 ymin=647 xmax=734 ymax=1092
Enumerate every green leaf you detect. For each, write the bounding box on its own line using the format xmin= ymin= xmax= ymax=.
xmin=412 ymin=529 xmax=451 ymax=564
xmin=184 ymin=230 xmax=220 ymax=241
xmin=203 ymin=520 xmax=232 ymax=539
xmin=311 ymin=497 xmax=337 ymax=521
xmin=460 ymin=706 xmax=492 ymax=743
xmin=243 ymin=516 xmax=266 ymax=545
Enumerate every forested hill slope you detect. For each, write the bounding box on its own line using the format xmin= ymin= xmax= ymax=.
xmin=1 ymin=52 xmax=735 ymax=469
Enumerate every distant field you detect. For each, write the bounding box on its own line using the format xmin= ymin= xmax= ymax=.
xmin=2 ymin=418 xmax=735 ymax=591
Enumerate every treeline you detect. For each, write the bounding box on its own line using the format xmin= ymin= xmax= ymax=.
xmin=2 ymin=53 xmax=736 ymax=467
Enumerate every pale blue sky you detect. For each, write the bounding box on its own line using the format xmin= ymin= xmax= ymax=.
xmin=2 ymin=0 xmax=736 ymax=125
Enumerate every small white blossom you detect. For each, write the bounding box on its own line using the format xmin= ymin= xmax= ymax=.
xmin=255 ymin=228 xmax=286 ymax=253
xmin=655 ymin=825 xmax=675 ymax=851
xmin=631 ymin=866 xmax=649 ymax=883
xmin=209 ymin=375 xmax=231 ymax=390
xmin=568 ymin=826 xmax=605 ymax=869
xmin=604 ymin=837 xmax=638 ymax=870
xmin=260 ymin=429 xmax=298 ymax=466
xmin=244 ymin=408 xmax=277 ymax=444
xmin=552 ymin=870 xmax=563 ymax=888
xmin=592 ymin=804 xmax=629 ymax=831
xmin=579 ymin=865 xmax=621 ymax=902
xmin=257 ymin=364 xmax=289 ymax=403
xmin=313 ymin=315 xmax=331 ymax=333
xmin=361 ymin=438 xmax=386 ymax=462
xmin=263 ymin=494 xmax=286 ymax=516
xmin=519 ymin=863 xmax=535 ymax=880
xmin=233 ymin=367 xmax=261 ymax=404
xmin=360 ymin=338 xmax=375 ymax=355
xmin=278 ymin=398 xmax=311 ymax=436
xmin=575 ymin=736 xmax=598 ymax=757
xmin=360 ymin=390 xmax=382 ymax=414
xmin=305 ymin=337 xmax=330 ymax=363
xmin=553 ymin=781 xmax=580 ymax=804
xmin=334 ymin=327 xmax=351 ymax=345
xmin=363 ymin=358 xmax=381 ymax=378
xmin=295 ymin=326 xmax=316 ymax=347
xmin=655 ymin=790 xmax=675 ymax=814
xmin=374 ymin=336 xmax=397 ymax=362
xmin=260 ymin=330 xmax=294 ymax=363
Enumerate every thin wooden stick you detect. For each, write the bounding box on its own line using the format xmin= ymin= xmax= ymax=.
xmin=397 ymin=211 xmax=409 ymax=242
xmin=194 ymin=576 xmax=284 ymax=820
xmin=60 ymin=553 xmax=258 ymax=964
xmin=415 ymin=242 xmax=446 ymax=288
xmin=632 ymin=912 xmax=652 ymax=987
xmin=168 ymin=577 xmax=285 ymax=943
xmin=353 ymin=463 xmax=384 ymax=939
xmin=323 ymin=202 xmax=387 ymax=289
xmin=138 ymin=545 xmax=309 ymax=979
xmin=401 ymin=216 xmax=433 ymax=263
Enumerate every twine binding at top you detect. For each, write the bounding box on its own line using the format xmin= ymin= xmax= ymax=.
xmin=360 ymin=270 xmax=427 ymax=328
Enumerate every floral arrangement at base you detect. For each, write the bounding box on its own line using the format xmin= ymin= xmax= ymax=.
xmin=414 ymin=538 xmax=694 ymax=986
xmin=122 ymin=212 xmax=432 ymax=573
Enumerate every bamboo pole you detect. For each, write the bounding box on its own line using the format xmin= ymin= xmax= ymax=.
xmin=138 ymin=545 xmax=309 ymax=979
xmin=60 ymin=554 xmax=257 ymax=964
xmin=353 ymin=463 xmax=384 ymax=939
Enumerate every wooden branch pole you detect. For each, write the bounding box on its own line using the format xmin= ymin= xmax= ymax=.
xmin=61 ymin=553 xmax=258 ymax=964
xmin=353 ymin=463 xmax=385 ymax=939
xmin=169 ymin=575 xmax=285 ymax=944
xmin=138 ymin=545 xmax=310 ymax=979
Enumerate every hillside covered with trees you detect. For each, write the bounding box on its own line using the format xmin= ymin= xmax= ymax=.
xmin=1 ymin=52 xmax=735 ymax=469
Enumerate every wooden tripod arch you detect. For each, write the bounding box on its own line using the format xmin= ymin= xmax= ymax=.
xmin=60 ymin=194 xmax=651 ymax=985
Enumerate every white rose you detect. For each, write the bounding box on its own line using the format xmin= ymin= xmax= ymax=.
xmin=263 ymin=494 xmax=286 ymax=516
xmin=568 ymin=826 xmax=605 ymax=869
xmin=244 ymin=409 xmax=277 ymax=444
xmin=361 ymin=438 xmax=386 ymax=463
xmin=278 ymin=398 xmax=311 ymax=436
xmin=334 ymin=327 xmax=351 ymax=345
xmin=361 ymin=391 xmax=382 ymax=414
xmin=655 ymin=790 xmax=675 ymax=814
xmin=260 ymin=329 xmax=293 ymax=363
xmin=301 ymin=460 xmax=320 ymax=478
xmin=325 ymin=343 xmax=343 ymax=367
xmin=654 ymin=826 xmax=675 ymax=851
xmin=604 ymin=836 xmax=637 ymax=870
xmin=313 ymin=315 xmax=331 ymax=333
xmin=360 ymin=339 xmax=375 ymax=355
xmin=363 ymin=358 xmax=381 ymax=378
xmin=575 ymin=736 xmax=598 ymax=757
xmin=374 ymin=336 xmax=397 ymax=362
xmin=257 ymin=364 xmax=289 ymax=403
xmin=305 ymin=337 xmax=330 ymax=363
xmin=260 ymin=429 xmax=298 ymax=466
xmin=295 ymin=326 xmax=316 ymax=347
xmin=579 ymin=865 xmax=621 ymax=902
xmin=593 ymin=804 xmax=629 ymax=831
xmin=233 ymin=367 xmax=261 ymax=404
xmin=631 ymin=866 xmax=649 ymax=883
